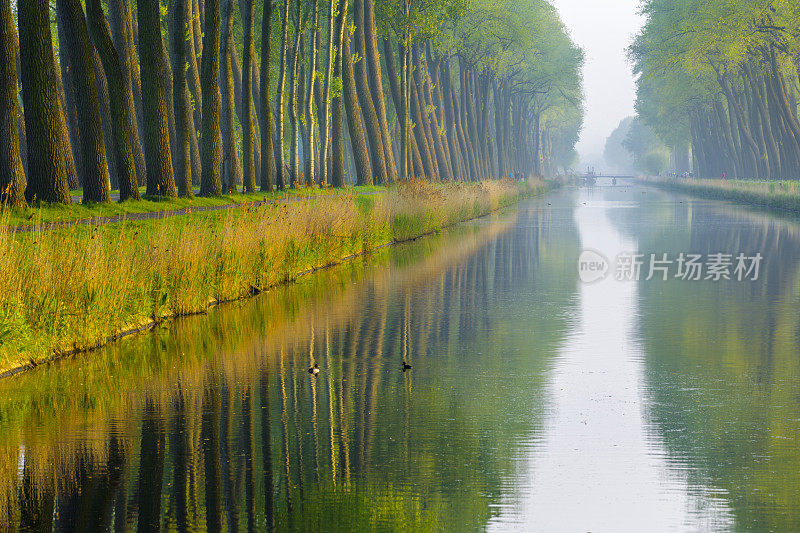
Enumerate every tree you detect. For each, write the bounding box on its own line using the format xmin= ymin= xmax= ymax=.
xmin=109 ymin=0 xmax=147 ymax=188
xmin=18 ymin=0 xmax=72 ymax=204
xmin=318 ymin=0 xmax=339 ymax=186
xmin=341 ymin=12 xmax=373 ymax=185
xmin=220 ymin=0 xmax=240 ymax=193
xmin=275 ymin=0 xmax=291 ymax=190
xmin=57 ymin=0 xmax=111 ymax=203
xmin=242 ymin=0 xmax=257 ymax=192
xmin=604 ymin=117 xmax=635 ymax=173
xmin=0 ymin=0 xmax=25 ymax=207
xmin=138 ymin=0 xmax=177 ymax=196
xmin=303 ymin=0 xmax=320 ymax=186
xmin=260 ymin=0 xmax=275 ymax=191
xmin=200 ymin=0 xmax=223 ymax=195
xmin=353 ymin=0 xmax=387 ymax=182
xmin=364 ymin=0 xmax=398 ymax=182
xmin=629 ymin=0 xmax=800 ymax=179
xmin=330 ymin=0 xmax=348 ymax=186
xmin=172 ymin=0 xmax=194 ymax=197
xmin=86 ymin=0 xmax=141 ymax=201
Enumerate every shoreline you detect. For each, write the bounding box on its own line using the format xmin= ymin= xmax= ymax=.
xmin=637 ymin=176 xmax=800 ymax=214
xmin=0 ymin=180 xmax=558 ymax=380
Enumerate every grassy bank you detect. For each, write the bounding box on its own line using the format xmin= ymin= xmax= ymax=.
xmin=640 ymin=176 xmax=800 ymax=212
xmin=0 ymin=179 xmax=554 ymax=376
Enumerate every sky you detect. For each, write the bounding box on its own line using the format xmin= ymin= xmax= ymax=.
xmin=551 ymin=0 xmax=644 ymax=169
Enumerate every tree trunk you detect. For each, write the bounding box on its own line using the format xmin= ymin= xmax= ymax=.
xmin=451 ymin=74 xmax=471 ymax=180
xmin=413 ymin=44 xmax=448 ymax=180
xmin=288 ymin=8 xmax=303 ymax=188
xmin=200 ymin=0 xmax=223 ymax=195
xmin=86 ymin=0 xmax=140 ymax=201
xmin=162 ymin=37 xmax=179 ymax=185
xmin=420 ymin=44 xmax=452 ymax=180
xmin=275 ymin=0 xmax=291 ymax=190
xmin=49 ymin=49 xmax=80 ymax=190
xmin=241 ymin=0 xmax=256 ymax=192
xmin=363 ymin=0 xmax=397 ymax=182
xmin=109 ymin=0 xmax=147 ymax=188
xmin=353 ymin=0 xmax=387 ymax=183
xmin=231 ymin=38 xmax=259 ymax=186
xmin=409 ymin=68 xmax=435 ymax=178
xmin=14 ymin=31 xmax=28 ymax=178
xmin=92 ymin=48 xmax=120 ymax=191
xmin=319 ymin=0 xmax=339 ymax=186
xmin=383 ymin=36 xmax=407 ymax=176
xmin=438 ymin=53 xmax=463 ymax=179
xmin=260 ymin=0 xmax=275 ymax=191
xmin=341 ymin=7 xmax=372 ymax=185
xmin=172 ymin=0 xmax=194 ymax=196
xmin=0 ymin=0 xmax=25 ymax=206
xmin=330 ymin=0 xmax=348 ymax=187
xmin=58 ymin=0 xmax=112 ymax=202
xmin=304 ymin=0 xmax=320 ymax=186
xmin=56 ymin=5 xmax=85 ymax=187
xmin=219 ymin=0 xmax=239 ymax=192
xmin=193 ymin=0 xmax=204 ymax=60
xmin=18 ymin=0 xmax=72 ymax=203
xmin=746 ymin=66 xmax=781 ymax=178
xmin=187 ymin=0 xmax=203 ymax=128
xmin=138 ymin=0 xmax=177 ymax=196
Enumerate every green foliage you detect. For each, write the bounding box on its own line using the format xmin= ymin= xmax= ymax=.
xmin=641 ymin=150 xmax=670 ymax=175
xmin=629 ymin=0 xmax=800 ymax=153
xmin=330 ymin=76 xmax=343 ymax=99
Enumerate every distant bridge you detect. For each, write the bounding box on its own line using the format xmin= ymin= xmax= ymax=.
xmin=579 ymin=174 xmax=636 ymax=186
xmin=580 ymin=174 xmax=636 ymax=180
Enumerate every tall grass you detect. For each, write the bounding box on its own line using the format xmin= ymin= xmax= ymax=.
xmin=0 ymin=179 xmax=549 ymax=374
xmin=642 ymin=176 xmax=800 ymax=212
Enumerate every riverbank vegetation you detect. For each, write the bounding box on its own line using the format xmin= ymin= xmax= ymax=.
xmin=0 ymin=0 xmax=582 ymax=209
xmin=0 ymin=179 xmax=550 ymax=376
xmin=626 ymin=0 xmax=800 ymax=180
xmin=641 ymin=176 xmax=800 ymax=211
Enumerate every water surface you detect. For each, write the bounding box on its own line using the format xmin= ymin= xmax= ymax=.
xmin=2 ymin=181 xmax=800 ymax=531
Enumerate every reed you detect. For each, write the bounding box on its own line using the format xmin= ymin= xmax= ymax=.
xmin=0 ymin=179 xmax=550 ymax=375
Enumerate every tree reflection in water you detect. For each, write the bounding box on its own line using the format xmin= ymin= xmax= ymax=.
xmin=0 ymin=198 xmax=577 ymax=531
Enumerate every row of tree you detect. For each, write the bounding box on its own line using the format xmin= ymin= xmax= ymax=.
xmin=604 ymin=116 xmax=672 ymax=175
xmin=629 ymin=0 xmax=800 ymax=180
xmin=0 ymin=0 xmax=582 ymax=207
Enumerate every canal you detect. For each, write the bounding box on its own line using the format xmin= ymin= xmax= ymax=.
xmin=2 ymin=180 xmax=799 ymax=531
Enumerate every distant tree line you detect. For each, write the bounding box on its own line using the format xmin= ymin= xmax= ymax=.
xmin=629 ymin=0 xmax=800 ymax=179
xmin=604 ymin=116 xmax=671 ymax=176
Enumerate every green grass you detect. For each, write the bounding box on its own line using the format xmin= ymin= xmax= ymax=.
xmin=641 ymin=176 xmax=800 ymax=212
xmin=0 ymin=179 xmax=554 ymax=376
xmin=6 ymin=184 xmax=385 ymax=226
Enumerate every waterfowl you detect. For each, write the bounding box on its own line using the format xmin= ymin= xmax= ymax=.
xmin=308 ymin=363 xmax=320 ymax=375
xmin=402 ymin=361 xmax=412 ymax=371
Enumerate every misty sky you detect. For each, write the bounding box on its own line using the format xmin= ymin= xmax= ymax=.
xmin=551 ymin=0 xmax=644 ymax=166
